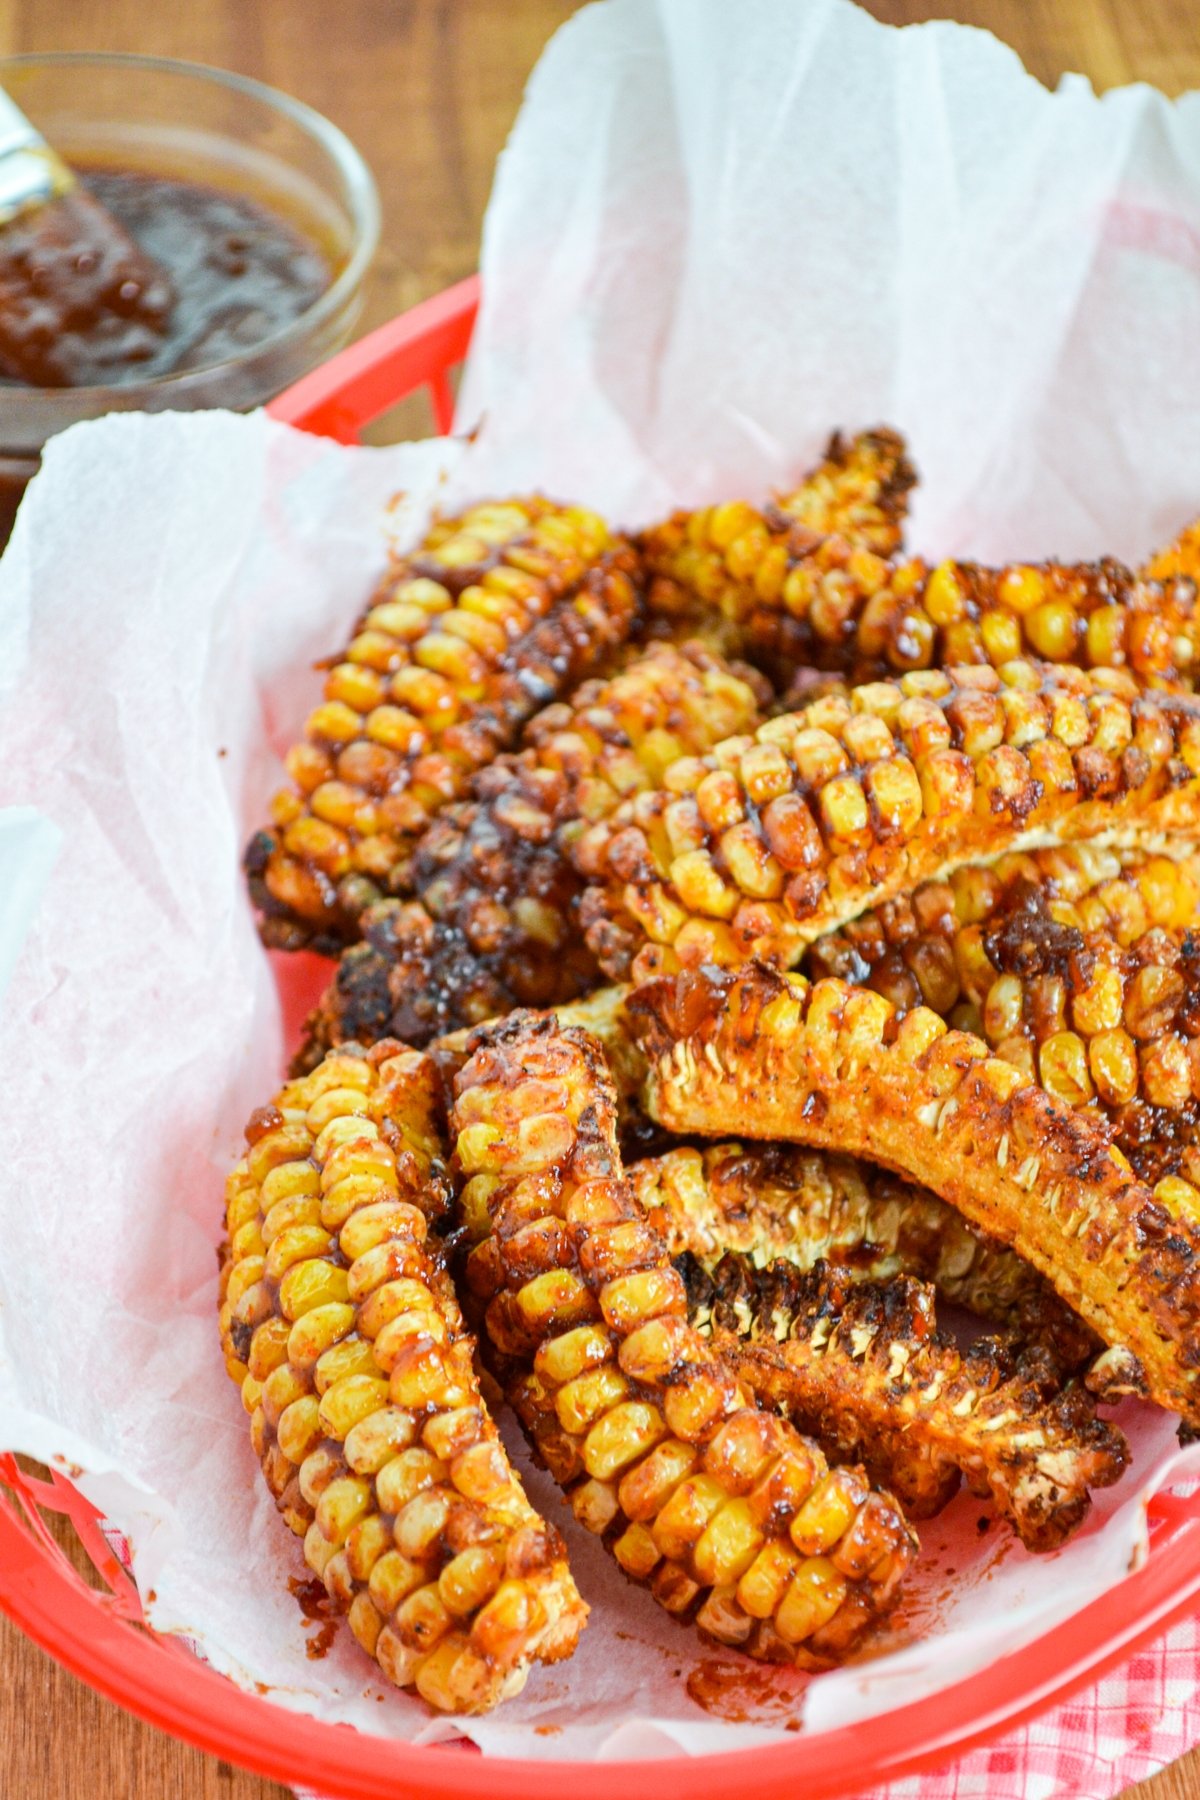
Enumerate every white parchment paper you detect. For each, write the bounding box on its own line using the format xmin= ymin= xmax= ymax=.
xmin=5 ymin=0 xmax=1200 ymax=1764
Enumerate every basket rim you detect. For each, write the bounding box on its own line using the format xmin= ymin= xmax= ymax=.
xmin=3 ymin=1469 xmax=1200 ymax=1799
xmin=4 ymin=278 xmax=1200 ymax=1797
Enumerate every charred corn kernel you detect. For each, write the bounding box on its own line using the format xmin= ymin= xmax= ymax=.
xmin=221 ymin=1042 xmax=587 ymax=1713
xmin=453 ymin=1016 xmax=916 ymax=1667
xmin=248 ymin=498 xmax=639 ymax=952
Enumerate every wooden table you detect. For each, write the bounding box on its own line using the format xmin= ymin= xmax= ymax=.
xmin=3 ymin=1 xmax=1200 ymax=1794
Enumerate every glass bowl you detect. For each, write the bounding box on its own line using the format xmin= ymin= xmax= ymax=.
xmin=0 ymin=52 xmax=380 ymax=532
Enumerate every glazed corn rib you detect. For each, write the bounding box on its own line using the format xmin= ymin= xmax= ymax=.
xmin=808 ymin=843 xmax=1200 ymax=1185
xmin=642 ymin=477 xmax=1200 ymax=689
xmin=683 ymin=1254 xmax=1127 ymax=1547
xmin=578 ymin=661 xmax=1200 ymax=986
xmin=246 ymin=498 xmax=640 ymax=953
xmin=304 ymin=643 xmax=764 ymax=1048
xmin=631 ymin=1141 xmax=1097 ymax=1367
xmin=219 ymin=1041 xmax=587 ymax=1713
xmin=640 ymin=429 xmax=916 ymax=660
xmin=626 ymin=963 xmax=1200 ymax=1426
xmin=452 ymin=1015 xmax=918 ymax=1666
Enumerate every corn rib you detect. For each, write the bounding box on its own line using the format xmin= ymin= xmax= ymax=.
xmin=577 ymin=660 xmax=1200 ymax=985
xmin=246 ymin=498 xmax=640 ymax=953
xmin=303 ymin=643 xmax=762 ymax=1048
xmin=219 ymin=1041 xmax=587 ymax=1713
xmin=626 ymin=962 xmax=1200 ymax=1426
xmin=451 ymin=1014 xmax=917 ymax=1667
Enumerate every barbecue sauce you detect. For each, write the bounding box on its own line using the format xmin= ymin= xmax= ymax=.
xmin=0 ymin=167 xmax=331 ymax=389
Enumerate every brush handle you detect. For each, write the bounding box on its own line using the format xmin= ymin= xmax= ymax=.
xmin=0 ymin=88 xmax=74 ymax=224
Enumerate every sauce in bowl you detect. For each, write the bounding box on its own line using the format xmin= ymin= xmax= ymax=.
xmin=0 ymin=167 xmax=331 ymax=389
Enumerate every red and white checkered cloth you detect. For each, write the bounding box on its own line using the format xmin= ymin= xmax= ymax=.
xmin=868 ymin=1613 xmax=1200 ymax=1800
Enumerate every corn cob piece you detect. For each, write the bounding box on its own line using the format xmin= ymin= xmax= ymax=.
xmin=626 ymin=962 xmax=1200 ymax=1426
xmin=301 ymin=643 xmax=763 ymax=1048
xmin=631 ymin=1141 xmax=1096 ymax=1368
xmin=639 ymin=429 xmax=916 ymax=662
xmin=218 ymin=1041 xmax=587 ymax=1713
xmin=452 ymin=1015 xmax=917 ymax=1667
xmin=683 ymin=1253 xmax=1127 ymax=1546
xmin=807 ymin=843 xmax=1200 ymax=1186
xmin=642 ymin=471 xmax=1200 ymax=690
xmin=245 ymin=498 xmax=641 ymax=953
xmin=577 ymin=660 xmax=1200 ymax=986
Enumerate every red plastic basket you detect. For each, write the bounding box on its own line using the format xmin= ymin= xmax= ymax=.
xmin=5 ymin=277 xmax=1200 ymax=1799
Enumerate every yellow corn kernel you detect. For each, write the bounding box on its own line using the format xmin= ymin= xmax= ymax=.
xmin=997 ymin=566 xmax=1046 ymax=615
xmin=1025 ymin=599 xmax=1078 ymax=661
xmin=315 ymin=1335 xmax=380 ymax=1394
xmin=346 ymin=1513 xmax=394 ymax=1584
xmin=472 ymin=1579 xmax=547 ymax=1664
xmin=393 ymin=1487 xmax=454 ymax=1560
xmin=1038 ymin=1032 xmax=1095 ymax=1108
xmin=693 ymin=1497 xmax=764 ymax=1586
xmin=279 ymin=1258 xmax=350 ymax=1322
xmin=737 ymin=1539 xmax=804 ymax=1620
xmin=265 ymin=1224 xmax=332 ymax=1281
xmin=613 ymin=1521 xmax=662 ymax=1579
xmin=618 ymin=1438 xmax=699 ymax=1522
xmin=439 ymin=1546 xmax=503 ymax=1618
xmin=555 ymin=1366 xmax=631 ymax=1435
xmin=318 ymin=1374 xmax=391 ymax=1440
xmin=582 ymin=1402 xmax=667 ymax=1480
xmin=599 ymin=1267 xmax=686 ymax=1334
xmin=923 ymin=561 xmax=966 ymax=626
xmin=1071 ymin=961 xmax=1124 ymax=1036
xmin=534 ymin=1323 xmax=615 ymax=1386
xmin=377 ymin=1448 xmax=447 ymax=1517
xmin=517 ymin=1268 xmax=598 ymax=1335
xmin=345 ymin=1406 xmax=420 ymax=1475
xmin=1089 ymin=1028 xmax=1140 ymax=1106
xmin=652 ymin=1473 xmax=727 ymax=1562
xmin=287 ymin=1302 xmax=356 ymax=1370
xmin=315 ymin=1476 xmax=372 ymax=1546
xmin=368 ymin=1549 xmax=426 ymax=1616
xmin=789 ymin=1469 xmax=865 ymax=1555
xmin=349 ymin=1592 xmax=384 ymax=1657
xmin=775 ymin=1556 xmax=848 ymax=1643
xmin=277 ymin=1395 xmax=322 ymax=1466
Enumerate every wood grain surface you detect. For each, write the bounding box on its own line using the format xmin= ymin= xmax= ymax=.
xmin=3 ymin=2 xmax=1200 ymax=1796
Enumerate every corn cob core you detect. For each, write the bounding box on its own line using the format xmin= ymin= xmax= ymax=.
xmin=246 ymin=497 xmax=640 ymax=953
xmin=630 ymin=1141 xmax=1096 ymax=1368
xmin=452 ymin=1016 xmax=917 ymax=1667
xmin=807 ymin=843 xmax=1200 ymax=1186
xmin=684 ymin=1254 xmax=1127 ymax=1549
xmin=305 ymin=643 xmax=764 ymax=1049
xmin=219 ymin=1041 xmax=587 ymax=1714
xmin=577 ymin=660 xmax=1200 ymax=985
xmin=641 ymin=472 xmax=1198 ymax=691
xmin=627 ymin=962 xmax=1200 ymax=1426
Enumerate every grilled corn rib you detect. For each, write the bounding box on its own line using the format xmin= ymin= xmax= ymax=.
xmin=219 ymin=1042 xmax=587 ymax=1713
xmin=452 ymin=1015 xmax=917 ymax=1666
xmin=304 ymin=644 xmax=763 ymax=1048
xmin=626 ymin=962 xmax=1200 ymax=1427
xmin=807 ymin=843 xmax=1200 ymax=1186
xmin=631 ymin=1141 xmax=1096 ymax=1367
xmin=577 ymin=660 xmax=1200 ymax=986
xmin=245 ymin=499 xmax=640 ymax=953
xmin=642 ymin=473 xmax=1199 ymax=689
xmin=640 ymin=429 xmax=916 ymax=662
xmin=682 ymin=1254 xmax=1127 ymax=1547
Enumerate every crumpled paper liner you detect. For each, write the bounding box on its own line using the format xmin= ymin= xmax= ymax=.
xmin=4 ymin=0 xmax=1200 ymax=1765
